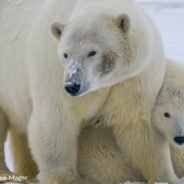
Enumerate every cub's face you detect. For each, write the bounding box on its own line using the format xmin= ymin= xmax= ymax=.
xmin=152 ymin=88 xmax=184 ymax=146
xmin=50 ymin=14 xmax=136 ymax=96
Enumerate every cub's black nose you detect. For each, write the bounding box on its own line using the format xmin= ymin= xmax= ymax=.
xmin=65 ymin=83 xmax=80 ymax=96
xmin=174 ymin=136 xmax=184 ymax=145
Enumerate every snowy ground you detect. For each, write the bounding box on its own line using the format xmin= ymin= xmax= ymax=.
xmin=123 ymin=178 xmax=184 ymax=184
xmin=4 ymin=1 xmax=184 ymax=184
xmin=124 ymin=180 xmax=184 ymax=184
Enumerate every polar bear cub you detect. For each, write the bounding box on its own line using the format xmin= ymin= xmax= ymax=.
xmin=152 ymin=60 xmax=184 ymax=147
xmin=78 ymin=59 xmax=184 ymax=184
xmin=152 ymin=59 xmax=184 ymax=178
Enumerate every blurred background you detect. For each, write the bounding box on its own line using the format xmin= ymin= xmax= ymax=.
xmin=139 ymin=0 xmax=184 ymax=62
xmin=4 ymin=0 xmax=184 ymax=175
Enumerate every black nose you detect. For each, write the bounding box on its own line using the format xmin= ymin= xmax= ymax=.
xmin=174 ymin=136 xmax=184 ymax=145
xmin=65 ymin=83 xmax=80 ymax=96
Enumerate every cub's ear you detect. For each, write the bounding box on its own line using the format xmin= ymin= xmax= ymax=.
xmin=50 ymin=22 xmax=65 ymax=41
xmin=117 ymin=14 xmax=130 ymax=33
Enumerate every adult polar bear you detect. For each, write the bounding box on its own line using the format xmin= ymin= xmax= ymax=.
xmin=0 ymin=0 xmax=179 ymax=184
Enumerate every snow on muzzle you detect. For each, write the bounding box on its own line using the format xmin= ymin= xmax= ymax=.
xmin=64 ymin=61 xmax=90 ymax=96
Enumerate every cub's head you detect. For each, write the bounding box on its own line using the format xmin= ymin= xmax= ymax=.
xmin=152 ymin=86 xmax=184 ymax=146
xmin=50 ymin=13 xmax=147 ymax=96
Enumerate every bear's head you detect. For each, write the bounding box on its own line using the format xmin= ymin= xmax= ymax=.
xmin=152 ymin=86 xmax=184 ymax=146
xmin=50 ymin=13 xmax=149 ymax=96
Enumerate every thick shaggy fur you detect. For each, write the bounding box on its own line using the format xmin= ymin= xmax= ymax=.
xmin=77 ymin=60 xmax=184 ymax=183
xmin=152 ymin=60 xmax=184 ymax=179
xmin=0 ymin=0 xmax=179 ymax=184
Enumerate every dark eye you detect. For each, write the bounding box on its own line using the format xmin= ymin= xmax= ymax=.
xmin=164 ymin=112 xmax=171 ymax=118
xmin=63 ymin=53 xmax=68 ymax=59
xmin=88 ymin=51 xmax=97 ymax=57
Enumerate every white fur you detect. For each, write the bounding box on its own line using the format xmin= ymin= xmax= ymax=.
xmin=152 ymin=59 xmax=184 ymax=178
xmin=77 ymin=60 xmax=184 ymax=184
xmin=0 ymin=0 xmax=179 ymax=184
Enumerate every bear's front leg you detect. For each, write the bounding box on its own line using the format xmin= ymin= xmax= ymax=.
xmin=113 ymin=121 xmax=180 ymax=184
xmin=28 ymin=105 xmax=97 ymax=184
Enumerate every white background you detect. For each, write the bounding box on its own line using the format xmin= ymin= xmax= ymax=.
xmin=140 ymin=0 xmax=184 ymax=62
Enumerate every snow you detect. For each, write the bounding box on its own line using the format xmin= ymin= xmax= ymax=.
xmin=65 ymin=60 xmax=82 ymax=79
xmin=123 ymin=177 xmax=184 ymax=184
xmin=141 ymin=2 xmax=184 ymax=63
xmin=4 ymin=0 xmax=184 ymax=183
xmin=123 ymin=182 xmax=144 ymax=184
xmin=5 ymin=137 xmax=13 ymax=170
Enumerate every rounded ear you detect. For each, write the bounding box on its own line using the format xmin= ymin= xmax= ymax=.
xmin=117 ymin=14 xmax=130 ymax=33
xmin=50 ymin=22 xmax=65 ymax=41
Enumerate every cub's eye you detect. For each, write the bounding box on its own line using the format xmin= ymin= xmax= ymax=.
xmin=164 ymin=112 xmax=171 ymax=118
xmin=63 ymin=53 xmax=68 ymax=59
xmin=88 ymin=51 xmax=97 ymax=57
